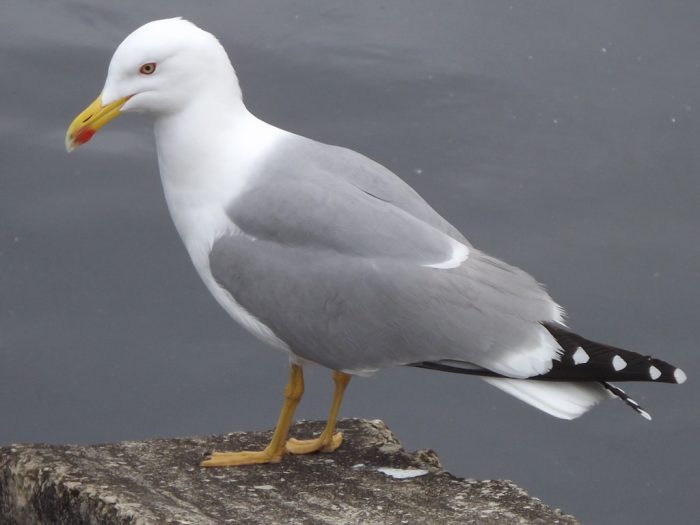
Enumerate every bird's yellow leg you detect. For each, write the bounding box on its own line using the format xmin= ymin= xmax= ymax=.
xmin=201 ymin=364 xmax=304 ymax=467
xmin=285 ymin=370 xmax=351 ymax=455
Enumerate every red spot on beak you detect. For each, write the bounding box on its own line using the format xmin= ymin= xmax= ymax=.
xmin=74 ymin=127 xmax=96 ymax=145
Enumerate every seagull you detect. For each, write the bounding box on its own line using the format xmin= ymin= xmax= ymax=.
xmin=66 ymin=18 xmax=686 ymax=467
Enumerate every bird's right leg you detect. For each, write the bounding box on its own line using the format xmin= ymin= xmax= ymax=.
xmin=201 ymin=364 xmax=304 ymax=467
xmin=285 ymin=369 xmax=351 ymax=455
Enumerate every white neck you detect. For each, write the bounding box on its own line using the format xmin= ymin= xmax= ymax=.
xmin=153 ymin=95 xmax=278 ymax=192
xmin=152 ymin=85 xmax=284 ymax=265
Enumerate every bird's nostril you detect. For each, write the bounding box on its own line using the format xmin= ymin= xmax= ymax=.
xmin=82 ymin=115 xmax=92 ymax=123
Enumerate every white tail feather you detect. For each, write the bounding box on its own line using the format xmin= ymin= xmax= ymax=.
xmin=483 ymin=377 xmax=613 ymax=420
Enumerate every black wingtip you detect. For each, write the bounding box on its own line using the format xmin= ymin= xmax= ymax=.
xmin=602 ymin=382 xmax=652 ymax=420
xmin=541 ymin=322 xmax=687 ymax=384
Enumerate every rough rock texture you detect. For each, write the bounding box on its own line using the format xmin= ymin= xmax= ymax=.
xmin=0 ymin=419 xmax=578 ymax=525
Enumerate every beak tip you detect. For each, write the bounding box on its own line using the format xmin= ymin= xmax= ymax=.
xmin=66 ymin=93 xmax=128 ymax=154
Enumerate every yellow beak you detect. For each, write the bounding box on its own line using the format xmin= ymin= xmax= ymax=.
xmin=65 ymin=94 xmax=131 ymax=152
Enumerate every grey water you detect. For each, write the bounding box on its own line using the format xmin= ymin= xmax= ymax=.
xmin=1 ymin=2 xmax=699 ymax=523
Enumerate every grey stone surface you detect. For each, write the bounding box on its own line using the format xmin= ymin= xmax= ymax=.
xmin=0 ymin=419 xmax=578 ymax=525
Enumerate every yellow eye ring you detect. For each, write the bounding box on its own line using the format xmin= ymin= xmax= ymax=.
xmin=139 ymin=62 xmax=156 ymax=75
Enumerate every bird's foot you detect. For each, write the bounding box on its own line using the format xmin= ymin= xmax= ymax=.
xmin=200 ymin=448 xmax=284 ymax=467
xmin=285 ymin=431 xmax=343 ymax=455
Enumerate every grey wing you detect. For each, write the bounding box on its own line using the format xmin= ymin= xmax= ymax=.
xmin=250 ymin=134 xmax=469 ymax=244
xmin=229 ymin=143 xmax=466 ymax=267
xmin=216 ymin=135 xmax=562 ymax=376
xmin=209 ymin=235 xmax=561 ymax=377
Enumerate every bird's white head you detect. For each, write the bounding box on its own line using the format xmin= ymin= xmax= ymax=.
xmin=66 ymin=18 xmax=241 ymax=151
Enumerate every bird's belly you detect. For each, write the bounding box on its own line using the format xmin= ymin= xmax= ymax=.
xmin=163 ymin=191 xmax=297 ymax=359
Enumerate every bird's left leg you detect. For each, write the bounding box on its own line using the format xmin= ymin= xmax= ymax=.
xmin=285 ymin=369 xmax=351 ymax=455
xmin=201 ymin=364 xmax=304 ymax=467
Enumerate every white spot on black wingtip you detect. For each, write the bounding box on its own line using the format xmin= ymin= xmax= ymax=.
xmin=649 ymin=365 xmax=661 ymax=380
xmin=572 ymin=346 xmax=589 ymax=365
xmin=639 ymin=409 xmax=652 ymax=421
xmin=612 ymin=355 xmax=627 ymax=371
xmin=674 ymin=368 xmax=687 ymax=384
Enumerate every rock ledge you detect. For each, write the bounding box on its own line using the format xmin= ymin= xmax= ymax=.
xmin=0 ymin=419 xmax=578 ymax=524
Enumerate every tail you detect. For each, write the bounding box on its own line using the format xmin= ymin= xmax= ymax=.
xmin=411 ymin=322 xmax=686 ymax=420
xmin=482 ymin=377 xmax=615 ymax=420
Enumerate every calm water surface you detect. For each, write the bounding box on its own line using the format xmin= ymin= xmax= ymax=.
xmin=1 ymin=2 xmax=699 ymax=524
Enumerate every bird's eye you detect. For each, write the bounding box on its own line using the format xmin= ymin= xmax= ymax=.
xmin=139 ymin=62 xmax=157 ymax=75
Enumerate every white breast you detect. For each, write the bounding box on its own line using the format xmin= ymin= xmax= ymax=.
xmin=154 ymin=109 xmax=293 ymax=355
